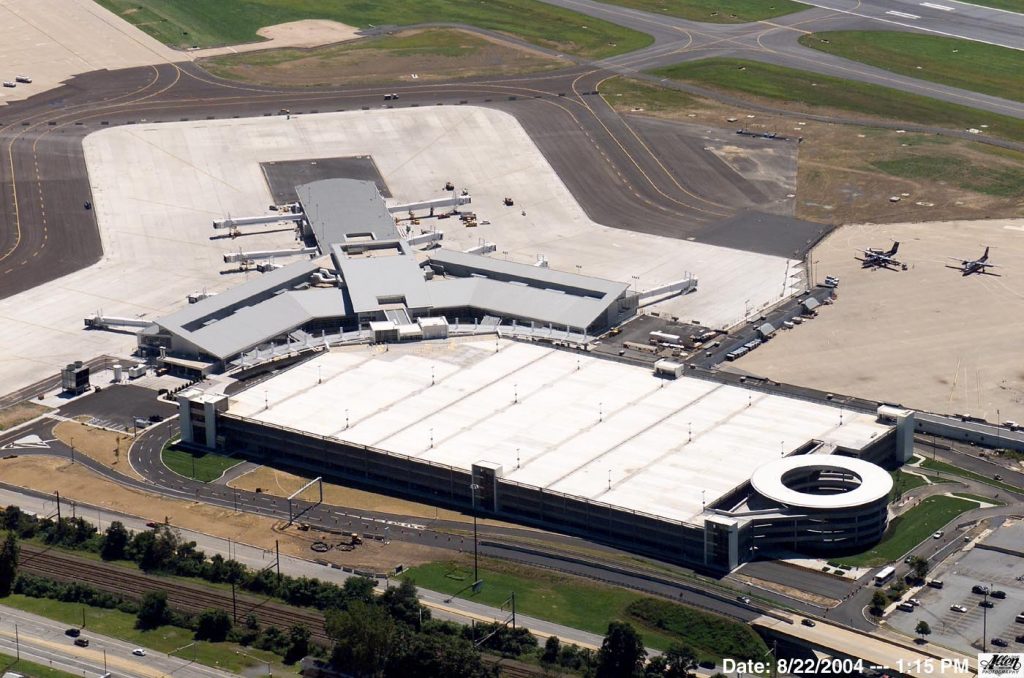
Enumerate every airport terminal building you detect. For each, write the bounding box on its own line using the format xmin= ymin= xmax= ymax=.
xmin=138 ymin=179 xmax=654 ymax=376
xmin=179 ymin=338 xmax=914 ymax=572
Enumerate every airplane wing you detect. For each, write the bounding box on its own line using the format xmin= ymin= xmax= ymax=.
xmin=981 ymin=262 xmax=999 ymax=267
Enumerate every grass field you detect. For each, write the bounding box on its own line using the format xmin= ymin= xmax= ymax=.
xmin=890 ymin=469 xmax=932 ymax=499
xmin=399 ymin=558 xmax=766 ymax=659
xmin=651 ymin=58 xmax=1024 ymax=142
xmin=0 ymin=652 xmax=80 ymax=678
xmin=201 ymin=28 xmax=561 ymax=86
xmin=871 ymin=155 xmax=1024 ymax=198
xmin=93 ymin=0 xmax=651 ymax=58
xmin=0 ymin=401 xmax=49 ymax=430
xmin=594 ymin=0 xmax=804 ymax=22
xmin=798 ymin=32 xmax=1024 ymax=103
xmin=600 ymin=76 xmax=704 ymax=112
xmin=1 ymin=595 xmax=293 ymax=674
xmin=920 ymin=458 xmax=1024 ymax=494
xmin=836 ymin=496 xmax=979 ymax=567
xmin=161 ymin=443 xmax=240 ymax=482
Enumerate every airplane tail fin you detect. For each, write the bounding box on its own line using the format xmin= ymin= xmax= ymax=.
xmin=981 ymin=246 xmax=989 ymax=261
xmin=889 ymin=242 xmax=899 ymax=256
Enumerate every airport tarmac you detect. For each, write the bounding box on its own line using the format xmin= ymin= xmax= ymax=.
xmin=0 ymin=106 xmax=800 ymax=398
xmin=734 ymin=218 xmax=1024 ymax=417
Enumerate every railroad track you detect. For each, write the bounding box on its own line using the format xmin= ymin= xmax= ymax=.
xmin=19 ymin=544 xmax=330 ymax=644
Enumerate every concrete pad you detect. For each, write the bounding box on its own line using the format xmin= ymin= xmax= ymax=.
xmin=734 ymin=218 xmax=1024 ymax=418
xmin=0 ymin=0 xmax=182 ymax=106
xmin=0 ymin=106 xmax=796 ymax=397
xmin=228 ymin=339 xmax=889 ymax=525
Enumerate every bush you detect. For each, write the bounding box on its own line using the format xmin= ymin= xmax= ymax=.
xmin=626 ymin=598 xmax=767 ymax=661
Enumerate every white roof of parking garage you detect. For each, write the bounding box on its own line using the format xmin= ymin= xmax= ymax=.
xmin=228 ymin=338 xmax=891 ymax=524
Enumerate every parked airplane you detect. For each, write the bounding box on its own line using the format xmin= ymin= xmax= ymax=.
xmin=856 ymin=241 xmax=905 ymax=270
xmin=948 ymin=247 xmax=999 ymax=276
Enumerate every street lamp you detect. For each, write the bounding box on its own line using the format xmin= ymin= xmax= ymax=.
xmin=470 ymin=483 xmax=481 ymax=583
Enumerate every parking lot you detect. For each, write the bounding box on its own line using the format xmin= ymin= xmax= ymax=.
xmin=887 ymin=528 xmax=1024 ymax=653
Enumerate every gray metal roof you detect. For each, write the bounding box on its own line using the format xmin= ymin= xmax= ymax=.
xmin=427 ymin=277 xmax=615 ymax=330
xmin=427 ymin=249 xmax=627 ymax=300
xmin=332 ymin=245 xmax=432 ymax=314
xmin=296 ymin=179 xmax=399 ymax=249
xmin=180 ymin=288 xmax=349 ymax=359
xmin=156 ymin=259 xmax=319 ymax=334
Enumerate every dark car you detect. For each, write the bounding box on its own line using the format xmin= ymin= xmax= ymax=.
xmin=992 ymin=590 xmax=1007 ymax=599
xmin=801 ymin=619 xmax=816 ymax=627
xmin=972 ymin=585 xmax=991 ymax=595
xmin=65 ymin=628 xmax=81 ymax=637
xmin=1015 ymin=634 xmax=1024 ymax=643
xmin=74 ymin=637 xmax=89 ymax=647
xmin=992 ymin=638 xmax=1009 ymax=647
xmin=147 ymin=414 xmax=164 ymax=423
xmin=980 ymin=600 xmax=995 ymax=608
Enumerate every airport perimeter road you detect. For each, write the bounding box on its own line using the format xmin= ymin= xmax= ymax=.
xmin=0 ymin=603 xmax=235 ymax=678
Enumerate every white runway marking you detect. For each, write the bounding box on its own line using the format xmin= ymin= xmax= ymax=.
xmin=920 ymin=2 xmax=955 ymax=10
xmin=886 ymin=10 xmax=922 ymax=18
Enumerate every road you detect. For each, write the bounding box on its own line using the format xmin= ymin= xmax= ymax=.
xmin=0 ymin=603 xmax=235 ymax=678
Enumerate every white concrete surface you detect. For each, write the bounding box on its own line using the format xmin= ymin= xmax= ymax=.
xmin=750 ymin=456 xmax=892 ymax=510
xmin=0 ymin=0 xmax=182 ymax=106
xmin=228 ymin=338 xmax=889 ymax=525
xmin=0 ymin=106 xmax=797 ymax=399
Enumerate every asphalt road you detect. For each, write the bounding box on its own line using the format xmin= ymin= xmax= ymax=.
xmin=0 ymin=602 xmax=235 ymax=678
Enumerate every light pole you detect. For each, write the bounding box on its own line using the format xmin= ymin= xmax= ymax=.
xmin=470 ymin=482 xmax=481 ymax=583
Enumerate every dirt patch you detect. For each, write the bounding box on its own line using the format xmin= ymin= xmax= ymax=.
xmin=187 ymin=19 xmax=361 ymax=59
xmin=601 ymin=78 xmax=1024 ymax=225
xmin=229 ymin=465 xmax=533 ymax=532
xmin=199 ymin=28 xmax=562 ymax=87
xmin=52 ymin=420 xmax=141 ymax=481
xmin=0 ymin=456 xmax=444 ymax=570
xmin=731 ymin=572 xmax=837 ymax=607
xmin=0 ymin=401 xmax=50 ymax=430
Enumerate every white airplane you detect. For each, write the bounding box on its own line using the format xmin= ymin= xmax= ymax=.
xmin=856 ymin=241 xmax=904 ymax=270
xmin=948 ymin=247 xmax=999 ymax=276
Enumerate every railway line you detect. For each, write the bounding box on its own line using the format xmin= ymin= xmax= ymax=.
xmin=18 ymin=543 xmax=331 ymax=645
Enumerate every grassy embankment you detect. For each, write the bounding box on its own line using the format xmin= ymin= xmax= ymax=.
xmin=400 ymin=557 xmax=767 ymax=660
xmin=920 ymin=458 xmax=1024 ymax=494
xmin=93 ymin=0 xmax=651 ymax=59
xmin=836 ymin=496 xmax=980 ymax=568
xmin=798 ymin=31 xmax=1023 ymax=103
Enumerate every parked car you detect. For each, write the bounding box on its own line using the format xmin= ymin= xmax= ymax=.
xmin=980 ymin=600 xmax=995 ymax=608
xmin=973 ymin=585 xmax=991 ymax=595
xmin=908 ymin=598 xmax=921 ymax=607
xmin=1015 ymin=634 xmax=1024 ymax=643
xmin=992 ymin=590 xmax=1007 ymax=599
xmin=992 ymin=638 xmax=1009 ymax=647
xmin=951 ymin=604 xmax=967 ymax=613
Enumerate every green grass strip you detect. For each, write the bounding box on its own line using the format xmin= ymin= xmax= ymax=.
xmin=161 ymin=444 xmax=240 ymax=483
xmin=0 ymin=651 xmax=82 ymax=678
xmin=836 ymin=496 xmax=979 ymax=568
xmin=651 ymin=58 xmax=1024 ymax=142
xmin=93 ymin=0 xmax=651 ymax=58
xmin=587 ymin=0 xmax=804 ymax=23
xmin=799 ymin=31 xmax=1023 ymax=103
xmin=399 ymin=560 xmax=766 ymax=658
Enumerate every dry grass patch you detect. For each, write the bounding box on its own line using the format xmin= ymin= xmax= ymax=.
xmin=0 ymin=401 xmax=51 ymax=430
xmin=52 ymin=420 xmax=141 ymax=480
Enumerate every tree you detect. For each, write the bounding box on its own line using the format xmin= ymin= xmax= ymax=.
xmin=915 ymin=620 xmax=932 ymax=643
xmin=387 ymin=632 xmax=492 ymax=678
xmin=542 ymin=635 xmax=561 ymax=664
xmin=870 ymin=590 xmax=888 ymax=614
xmin=326 ymin=601 xmax=397 ymax=677
xmin=284 ymin=624 xmax=311 ymax=664
xmin=596 ymin=621 xmax=647 ymax=678
xmin=3 ymin=506 xmax=22 ymax=532
xmin=380 ymin=578 xmax=429 ymax=628
xmin=100 ymin=521 xmax=130 ymax=561
xmin=128 ymin=526 xmax=180 ymax=571
xmin=0 ymin=531 xmax=18 ymax=596
xmin=910 ymin=556 xmax=930 ymax=582
xmin=663 ymin=643 xmax=698 ymax=678
xmin=195 ymin=608 xmax=232 ymax=642
xmin=136 ymin=590 xmax=173 ymax=629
